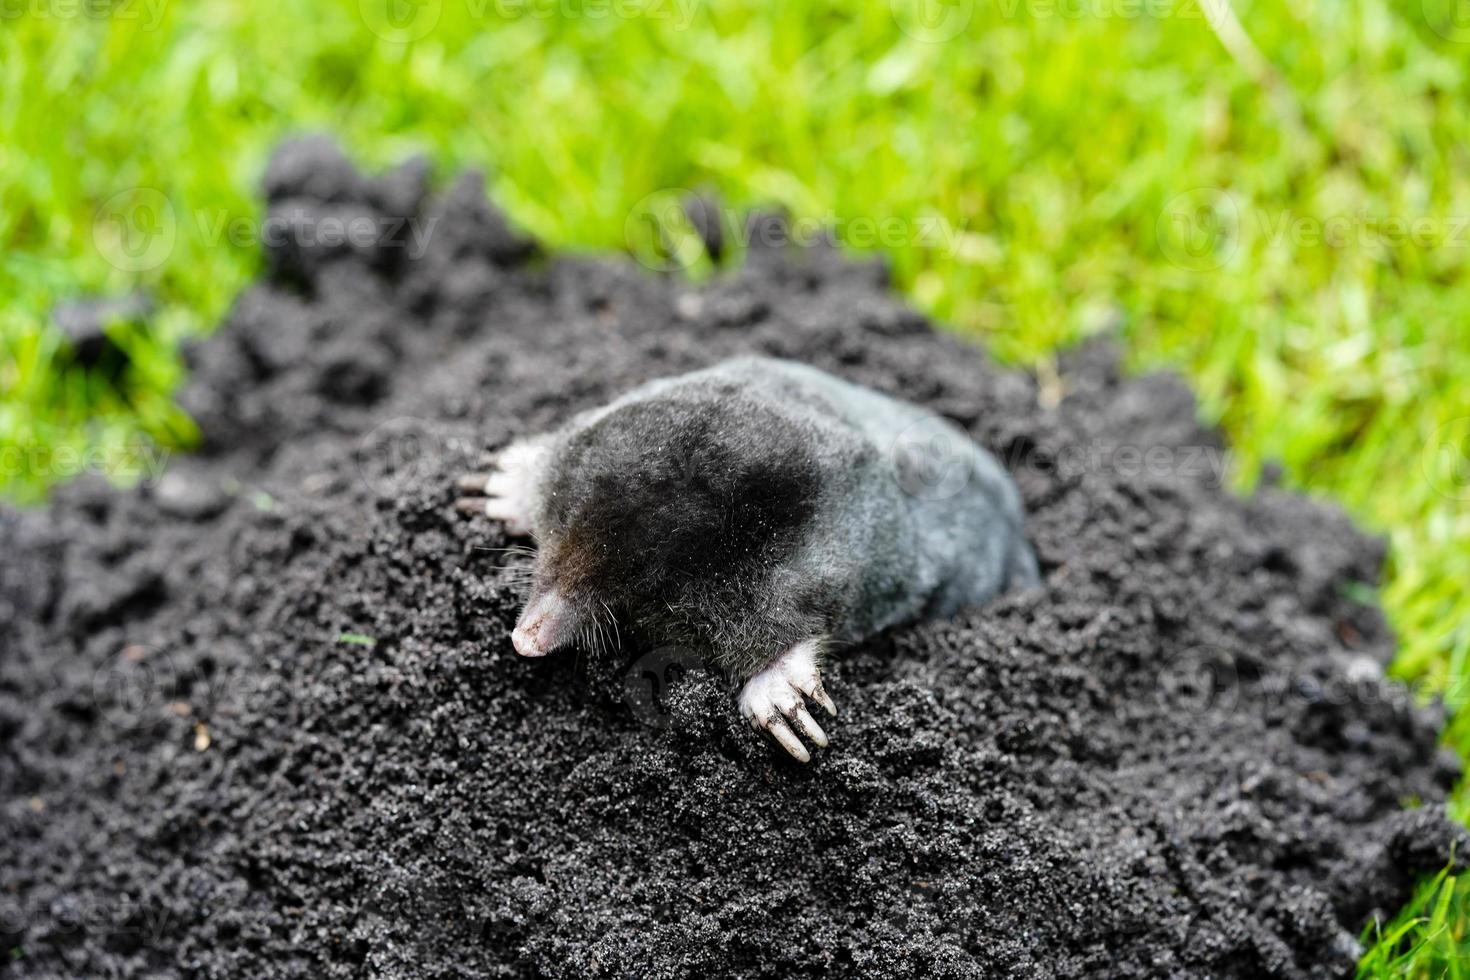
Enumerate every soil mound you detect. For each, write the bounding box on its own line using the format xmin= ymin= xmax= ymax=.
xmin=2 ymin=138 xmax=1464 ymax=978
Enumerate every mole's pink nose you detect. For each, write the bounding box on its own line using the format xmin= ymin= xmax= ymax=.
xmin=511 ymin=590 xmax=572 ymax=658
xmin=511 ymin=622 xmax=546 ymax=657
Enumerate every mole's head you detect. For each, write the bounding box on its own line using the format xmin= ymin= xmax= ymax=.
xmin=509 ymin=393 xmax=823 ymax=662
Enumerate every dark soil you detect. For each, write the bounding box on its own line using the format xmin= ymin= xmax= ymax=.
xmin=2 ymin=137 xmax=1466 ymax=979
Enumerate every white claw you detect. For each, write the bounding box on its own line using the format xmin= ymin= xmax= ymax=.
xmin=798 ymin=676 xmax=837 ymax=717
xmin=789 ymin=705 xmax=828 ymax=748
xmin=765 ymin=717 xmax=811 ymax=763
xmin=737 ymin=639 xmax=835 ymax=763
xmin=455 ymin=473 xmax=491 ymax=494
xmin=454 ymin=438 xmax=548 ymax=537
xmin=484 ymin=472 xmax=517 ymax=497
xmin=483 ymin=498 xmax=529 ymax=530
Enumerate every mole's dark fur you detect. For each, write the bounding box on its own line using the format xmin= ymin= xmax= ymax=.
xmin=509 ymin=356 xmax=1038 ymax=680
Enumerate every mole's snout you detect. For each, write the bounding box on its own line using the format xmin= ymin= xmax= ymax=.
xmin=512 ymin=589 xmax=574 ymax=657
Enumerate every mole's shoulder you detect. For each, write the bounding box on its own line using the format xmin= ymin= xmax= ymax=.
xmin=587 ymin=359 xmax=887 ymax=470
xmin=699 ymin=355 xmax=841 ymax=389
xmin=659 ymin=356 xmax=866 ymax=411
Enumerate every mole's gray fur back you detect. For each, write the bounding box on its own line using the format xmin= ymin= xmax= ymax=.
xmin=701 ymin=357 xmax=1036 ymax=639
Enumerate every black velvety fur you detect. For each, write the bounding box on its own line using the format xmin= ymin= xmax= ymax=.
xmin=544 ymin=398 xmax=818 ymax=580
xmin=536 ymin=392 xmax=832 ymax=668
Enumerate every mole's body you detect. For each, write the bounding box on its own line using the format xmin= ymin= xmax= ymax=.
xmin=455 ymin=356 xmax=1037 ymax=761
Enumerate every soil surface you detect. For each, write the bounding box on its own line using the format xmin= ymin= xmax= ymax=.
xmin=3 ymin=137 xmax=1466 ymax=979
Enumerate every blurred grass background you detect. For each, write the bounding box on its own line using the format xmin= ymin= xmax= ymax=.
xmin=2 ymin=0 xmax=1469 ymax=970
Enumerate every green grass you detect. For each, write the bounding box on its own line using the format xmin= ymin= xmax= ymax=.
xmin=3 ymin=0 xmax=1470 ymax=971
xmin=1361 ymin=849 xmax=1469 ymax=976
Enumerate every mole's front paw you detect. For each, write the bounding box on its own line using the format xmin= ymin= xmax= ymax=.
xmin=738 ymin=639 xmax=837 ymax=764
xmin=453 ymin=440 xmax=548 ymax=537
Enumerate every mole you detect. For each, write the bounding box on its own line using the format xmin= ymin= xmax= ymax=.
xmin=455 ymin=356 xmax=1038 ymax=762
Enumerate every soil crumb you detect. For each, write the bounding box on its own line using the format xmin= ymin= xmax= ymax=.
xmin=2 ymin=138 xmax=1465 ymax=979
